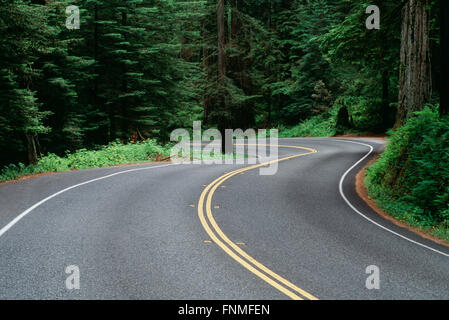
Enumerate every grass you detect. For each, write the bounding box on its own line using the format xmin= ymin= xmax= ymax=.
xmin=0 ymin=139 xmax=172 ymax=183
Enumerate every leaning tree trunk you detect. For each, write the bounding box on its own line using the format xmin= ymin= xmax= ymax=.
xmin=440 ymin=0 xmax=449 ymax=116
xmin=395 ymin=0 xmax=432 ymax=128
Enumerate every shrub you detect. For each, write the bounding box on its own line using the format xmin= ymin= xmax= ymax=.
xmin=366 ymin=107 xmax=449 ymax=225
xmin=0 ymin=139 xmax=171 ymax=183
xmin=279 ymin=113 xmax=337 ymax=138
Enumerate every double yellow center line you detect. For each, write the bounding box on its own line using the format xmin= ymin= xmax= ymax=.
xmin=197 ymin=144 xmax=319 ymax=300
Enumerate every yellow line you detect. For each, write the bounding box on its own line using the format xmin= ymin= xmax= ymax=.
xmin=198 ymin=144 xmax=319 ymax=300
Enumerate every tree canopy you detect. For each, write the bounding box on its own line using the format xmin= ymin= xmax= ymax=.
xmin=0 ymin=0 xmax=446 ymax=166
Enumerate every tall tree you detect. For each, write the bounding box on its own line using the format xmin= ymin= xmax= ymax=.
xmin=217 ymin=0 xmax=226 ymax=86
xmin=440 ymin=0 xmax=449 ymax=116
xmin=319 ymin=0 xmax=401 ymax=131
xmin=395 ymin=0 xmax=432 ymax=128
xmin=0 ymin=1 xmax=57 ymax=164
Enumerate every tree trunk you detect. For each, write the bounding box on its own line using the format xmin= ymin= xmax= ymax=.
xmin=336 ymin=106 xmax=351 ymax=135
xmin=217 ymin=0 xmax=226 ymax=86
xmin=395 ymin=0 xmax=432 ymax=128
xmin=379 ymin=25 xmax=391 ymax=130
xmin=381 ymin=69 xmax=390 ymax=128
xmin=26 ymin=134 xmax=38 ymax=165
xmin=121 ymin=11 xmax=128 ymax=139
xmin=267 ymin=0 xmax=272 ymax=128
xmin=203 ymin=43 xmax=209 ymax=124
xmin=217 ymin=0 xmax=230 ymax=154
xmin=94 ymin=4 xmax=99 ymax=106
xmin=440 ymin=0 xmax=449 ymax=116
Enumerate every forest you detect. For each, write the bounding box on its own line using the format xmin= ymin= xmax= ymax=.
xmin=0 ymin=1 xmax=448 ymax=238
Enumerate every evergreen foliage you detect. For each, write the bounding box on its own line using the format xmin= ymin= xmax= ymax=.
xmin=366 ymin=108 xmax=449 ymax=237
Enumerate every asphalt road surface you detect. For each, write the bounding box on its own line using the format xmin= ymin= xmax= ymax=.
xmin=0 ymin=138 xmax=448 ymax=300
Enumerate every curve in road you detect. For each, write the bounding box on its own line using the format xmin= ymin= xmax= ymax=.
xmin=198 ymin=144 xmax=318 ymax=300
xmin=0 ymin=138 xmax=448 ymax=299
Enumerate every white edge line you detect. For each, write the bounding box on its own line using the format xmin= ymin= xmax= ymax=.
xmin=0 ymin=163 xmax=176 ymax=238
xmin=3 ymin=139 xmax=448 ymax=258
xmin=334 ymin=138 xmax=449 ymax=258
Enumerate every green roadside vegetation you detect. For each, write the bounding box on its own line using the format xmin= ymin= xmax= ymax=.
xmin=0 ymin=139 xmax=248 ymax=183
xmin=365 ymin=108 xmax=449 ymax=243
xmin=0 ymin=1 xmax=448 ymax=243
xmin=278 ymin=114 xmax=337 ymax=138
xmin=0 ymin=140 xmax=171 ymax=183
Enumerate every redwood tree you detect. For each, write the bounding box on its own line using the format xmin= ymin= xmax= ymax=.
xmin=395 ymin=0 xmax=432 ymax=128
xmin=440 ymin=0 xmax=449 ymax=116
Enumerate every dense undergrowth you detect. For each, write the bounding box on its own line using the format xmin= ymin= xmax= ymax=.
xmin=277 ymin=105 xmax=373 ymax=138
xmin=278 ymin=115 xmax=337 ymax=138
xmin=366 ymin=107 xmax=449 ymax=242
xmin=0 ymin=140 xmax=171 ymax=183
xmin=278 ymin=107 xmax=340 ymax=138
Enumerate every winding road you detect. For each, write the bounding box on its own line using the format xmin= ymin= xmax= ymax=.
xmin=0 ymin=138 xmax=448 ymax=300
